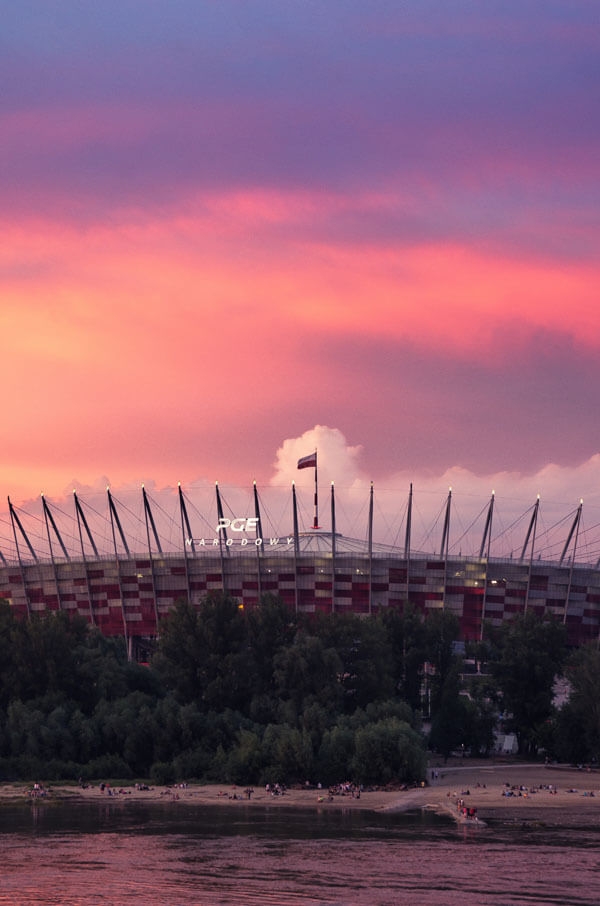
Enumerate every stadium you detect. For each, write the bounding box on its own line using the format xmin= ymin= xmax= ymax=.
xmin=1 ymin=470 xmax=599 ymax=659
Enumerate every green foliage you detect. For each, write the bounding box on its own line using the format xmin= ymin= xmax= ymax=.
xmin=152 ymin=594 xmax=256 ymax=711
xmin=317 ymin=722 xmax=355 ymax=784
xmin=363 ymin=699 xmax=417 ymax=728
xmin=259 ymin=723 xmax=314 ymax=785
xmin=554 ymin=645 xmax=600 ymax=763
xmin=352 ymin=718 xmax=426 ymax=785
xmin=428 ymin=664 xmax=468 ymax=761
xmin=487 ymin=612 xmax=567 ymax=756
xmin=424 ymin=609 xmax=462 ymax=716
xmin=460 ymin=679 xmax=497 ymax=757
xmin=0 ymin=594 xmax=581 ymax=786
xmin=313 ymin=613 xmax=395 ymax=711
xmin=273 ymin=631 xmax=344 ymax=718
xmin=378 ymin=604 xmax=427 ymax=712
xmin=225 ymin=728 xmax=263 ymax=784
xmin=150 ymin=761 xmax=176 ymax=785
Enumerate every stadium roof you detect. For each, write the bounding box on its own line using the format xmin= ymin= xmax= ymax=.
xmin=0 ymin=483 xmax=596 ymax=569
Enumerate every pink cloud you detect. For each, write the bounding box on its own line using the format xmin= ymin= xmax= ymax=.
xmin=3 ymin=426 xmax=600 ymax=566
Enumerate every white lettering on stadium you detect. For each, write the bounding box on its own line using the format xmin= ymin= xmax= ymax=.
xmin=183 ymin=515 xmax=294 ymax=548
xmin=185 ymin=536 xmax=294 ymax=548
xmin=215 ymin=517 xmax=259 ymax=533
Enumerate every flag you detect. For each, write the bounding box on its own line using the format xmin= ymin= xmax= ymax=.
xmin=297 ymin=452 xmax=317 ymax=470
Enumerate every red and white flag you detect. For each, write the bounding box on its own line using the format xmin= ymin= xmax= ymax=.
xmin=297 ymin=452 xmax=317 ymax=470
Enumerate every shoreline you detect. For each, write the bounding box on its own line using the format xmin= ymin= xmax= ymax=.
xmin=411 ymin=762 xmax=600 ymax=828
xmin=5 ymin=762 xmax=600 ymax=829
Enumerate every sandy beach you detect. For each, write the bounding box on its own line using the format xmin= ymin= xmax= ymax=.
xmin=6 ymin=761 xmax=600 ymax=829
xmin=421 ymin=761 xmax=600 ymax=828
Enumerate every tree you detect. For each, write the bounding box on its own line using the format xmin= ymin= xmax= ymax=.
xmin=1 ymin=608 xmax=91 ymax=707
xmin=461 ymin=678 xmax=497 ymax=757
xmin=423 ymin=609 xmax=462 ymax=717
xmin=351 ymin=717 xmax=426 ymax=785
xmin=152 ymin=599 xmax=206 ymax=702
xmin=488 ymin=612 xmax=567 ymax=756
xmin=428 ymin=662 xmax=469 ymax=761
xmin=244 ymin=594 xmax=297 ymax=717
xmin=261 ymin=723 xmax=314 ymax=784
xmin=153 ymin=593 xmax=251 ymax=710
xmin=317 ymin=721 xmax=355 ymax=784
xmin=273 ymin=631 xmax=344 ymax=719
xmin=555 ymin=644 xmax=600 ymax=763
xmin=314 ymin=613 xmax=395 ymax=711
xmin=378 ymin=604 xmax=427 ymax=712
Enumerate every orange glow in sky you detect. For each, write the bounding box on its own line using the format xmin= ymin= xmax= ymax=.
xmin=2 ymin=3 xmax=599 ymax=508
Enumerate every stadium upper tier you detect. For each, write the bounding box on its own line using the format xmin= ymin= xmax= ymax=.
xmin=1 ymin=483 xmax=598 ymax=649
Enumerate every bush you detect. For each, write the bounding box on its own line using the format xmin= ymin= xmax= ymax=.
xmin=172 ymin=747 xmax=213 ymax=781
xmin=82 ymin=754 xmax=133 ymax=781
xmin=150 ymin=761 xmax=176 ymax=785
xmin=351 ymin=718 xmax=426 ymax=785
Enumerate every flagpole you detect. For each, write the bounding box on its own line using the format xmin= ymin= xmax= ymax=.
xmin=292 ymin=482 xmax=299 ymax=614
xmin=313 ymin=449 xmax=319 ymax=529
xmin=296 ymin=449 xmax=319 ymax=529
xmin=331 ymin=481 xmax=336 ymax=612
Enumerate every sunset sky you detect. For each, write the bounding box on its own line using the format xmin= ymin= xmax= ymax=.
xmin=2 ymin=2 xmax=600 ymax=547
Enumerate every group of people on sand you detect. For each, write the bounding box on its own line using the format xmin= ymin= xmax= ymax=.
xmin=329 ymin=781 xmax=362 ymax=798
xmin=99 ymin=783 xmax=132 ymax=797
xmin=28 ymin=783 xmax=47 ymax=799
xmin=316 ymin=781 xmax=362 ymax=803
xmin=265 ymin=782 xmax=286 ymax=797
xmin=502 ymin=782 xmax=559 ymax=798
xmin=446 ymin=791 xmax=478 ymax=822
xmin=218 ymin=786 xmax=255 ymax=800
xmin=456 ymin=798 xmax=478 ymax=821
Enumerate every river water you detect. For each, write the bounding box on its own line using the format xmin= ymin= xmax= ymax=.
xmin=1 ymin=800 xmax=599 ymax=905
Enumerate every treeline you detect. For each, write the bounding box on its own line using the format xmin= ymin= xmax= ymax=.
xmin=0 ymin=595 xmax=597 ymax=785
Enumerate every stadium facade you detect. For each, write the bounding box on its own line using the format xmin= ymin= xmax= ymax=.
xmin=1 ymin=481 xmax=599 ymax=657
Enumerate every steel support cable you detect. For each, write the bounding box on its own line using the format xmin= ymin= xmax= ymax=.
xmin=139 ymin=488 xmax=179 ymax=552
xmin=533 ymin=508 xmax=580 ymax=561
xmin=8 ymin=503 xmax=47 ymax=554
xmin=108 ymin=493 xmax=147 ymax=545
xmin=448 ymin=499 xmax=490 ymax=557
xmin=372 ymin=492 xmax=409 ymax=551
xmin=180 ymin=489 xmax=216 ymax=535
xmin=418 ymin=498 xmax=446 ymax=553
xmin=254 ymin=485 xmax=296 ymax=540
xmin=42 ymin=498 xmax=80 ymax=555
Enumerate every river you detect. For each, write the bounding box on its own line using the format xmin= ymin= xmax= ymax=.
xmin=1 ymin=800 xmax=599 ymax=905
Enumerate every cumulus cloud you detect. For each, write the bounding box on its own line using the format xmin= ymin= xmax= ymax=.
xmin=271 ymin=425 xmax=364 ymax=488
xmin=3 ymin=427 xmax=600 ymax=564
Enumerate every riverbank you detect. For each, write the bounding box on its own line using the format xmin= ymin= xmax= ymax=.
xmin=5 ymin=761 xmax=600 ymax=828
xmin=409 ymin=761 xmax=600 ymax=828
